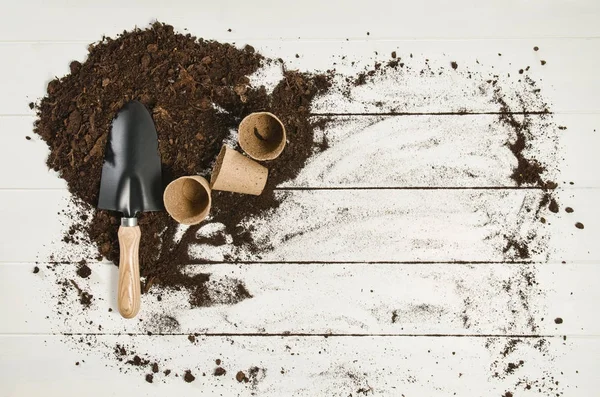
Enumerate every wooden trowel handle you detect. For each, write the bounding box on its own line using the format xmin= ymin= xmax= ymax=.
xmin=117 ymin=225 xmax=141 ymax=318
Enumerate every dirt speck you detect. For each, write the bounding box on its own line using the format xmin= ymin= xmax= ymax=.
xmin=184 ymin=370 xmax=195 ymax=383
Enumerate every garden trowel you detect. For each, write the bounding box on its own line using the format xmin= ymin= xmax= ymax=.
xmin=98 ymin=101 xmax=163 ymax=319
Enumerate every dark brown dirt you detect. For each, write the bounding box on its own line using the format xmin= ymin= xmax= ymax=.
xmin=214 ymin=367 xmax=226 ymax=376
xmin=183 ymin=370 xmax=195 ymax=383
xmin=33 ymin=266 xmax=39 ymax=274
xmin=127 ymin=355 xmax=149 ymax=366
xmin=500 ymin=112 xmax=546 ymax=187
xmin=76 ymin=260 xmax=91 ymax=278
xmin=69 ymin=279 xmax=93 ymax=307
xmin=575 ymin=222 xmax=584 ymax=230
xmin=565 ymin=207 xmax=574 ymax=213
xmin=33 ymin=22 xmax=331 ymax=307
xmin=548 ymin=198 xmax=559 ymax=213
xmin=236 ymin=370 xmax=248 ymax=382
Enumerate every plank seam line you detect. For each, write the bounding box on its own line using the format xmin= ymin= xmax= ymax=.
xmin=274 ymin=186 xmax=544 ymax=191
xmin=0 ymin=186 xmax=554 ymax=192
xmin=1 ymin=37 xmax=600 ymax=44
xmin=5 ymin=111 xmax=600 ymax=117
xmin=2 ymin=333 xmax=574 ymax=338
xmin=6 ymin=260 xmax=544 ymax=265
xmin=310 ymin=111 xmax=551 ymax=116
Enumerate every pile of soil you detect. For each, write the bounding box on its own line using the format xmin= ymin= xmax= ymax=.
xmin=34 ymin=22 xmax=331 ymax=305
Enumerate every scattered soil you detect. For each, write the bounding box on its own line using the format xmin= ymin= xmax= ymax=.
xmin=33 ymin=266 xmax=39 ymax=274
xmin=69 ymin=279 xmax=93 ymax=307
xmin=548 ymin=198 xmax=559 ymax=213
xmin=505 ymin=360 xmax=525 ymax=374
xmin=236 ymin=370 xmax=248 ymax=382
xmin=575 ymin=222 xmax=584 ymax=230
xmin=184 ymin=370 xmax=195 ymax=383
xmin=127 ymin=355 xmax=149 ymax=366
xmin=145 ymin=374 xmax=153 ymax=383
xmin=214 ymin=367 xmax=226 ymax=376
xmin=565 ymin=207 xmax=574 ymax=213
xmin=33 ymin=22 xmax=331 ymax=307
xmin=497 ymin=109 xmax=547 ymax=187
xmin=76 ymin=260 xmax=91 ymax=278
xmin=554 ymin=317 xmax=563 ymax=324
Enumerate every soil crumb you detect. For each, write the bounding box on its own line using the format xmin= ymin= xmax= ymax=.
xmin=76 ymin=260 xmax=91 ymax=278
xmin=184 ymin=370 xmax=195 ymax=383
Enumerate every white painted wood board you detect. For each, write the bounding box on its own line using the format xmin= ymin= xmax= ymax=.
xmin=0 ymin=1 xmax=599 ymax=395
xmin=0 ymin=335 xmax=597 ymax=397
xmin=0 ymin=262 xmax=597 ymax=336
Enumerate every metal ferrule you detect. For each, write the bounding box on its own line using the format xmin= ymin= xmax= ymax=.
xmin=121 ymin=217 xmax=138 ymax=227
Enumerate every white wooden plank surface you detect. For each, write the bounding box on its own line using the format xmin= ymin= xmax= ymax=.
xmin=0 ymin=335 xmax=597 ymax=397
xmin=1 ymin=262 xmax=597 ymax=336
xmin=2 ymin=0 xmax=599 ymax=41
xmin=3 ymin=113 xmax=597 ymax=190
xmin=1 ymin=1 xmax=599 ymax=395
xmin=0 ymin=188 xmax=596 ymax=264
xmin=3 ymin=113 xmax=595 ymax=189
xmin=3 ymin=39 xmax=600 ymax=115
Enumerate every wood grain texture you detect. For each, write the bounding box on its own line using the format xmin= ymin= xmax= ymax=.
xmin=1 ymin=39 xmax=600 ymax=115
xmin=0 ymin=2 xmax=599 ymax=395
xmin=1 ymin=262 xmax=597 ymax=336
xmin=0 ymin=188 xmax=596 ymax=264
xmin=1 ymin=0 xmax=599 ymax=41
xmin=1 ymin=114 xmax=598 ymax=189
xmin=117 ymin=225 xmax=141 ymax=318
xmin=0 ymin=334 xmax=597 ymax=397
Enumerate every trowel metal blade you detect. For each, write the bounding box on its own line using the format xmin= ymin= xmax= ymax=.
xmin=97 ymin=101 xmax=163 ymax=217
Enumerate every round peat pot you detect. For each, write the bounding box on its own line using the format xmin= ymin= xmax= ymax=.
xmin=238 ymin=112 xmax=286 ymax=161
xmin=163 ymin=176 xmax=211 ymax=225
xmin=210 ymin=145 xmax=268 ymax=196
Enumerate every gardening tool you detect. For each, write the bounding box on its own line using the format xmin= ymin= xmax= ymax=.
xmin=98 ymin=101 xmax=163 ymax=319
